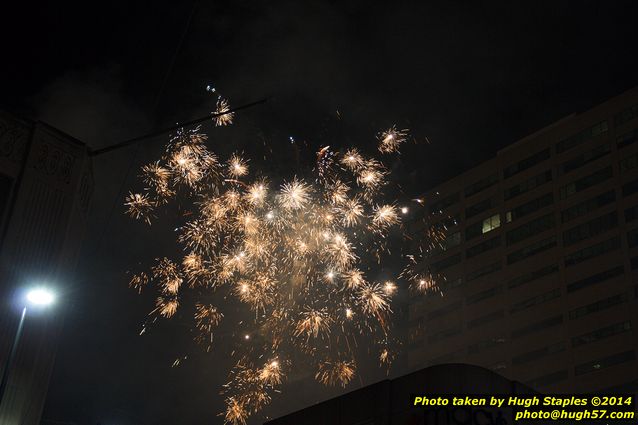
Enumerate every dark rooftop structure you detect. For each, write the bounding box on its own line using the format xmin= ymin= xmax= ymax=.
xmin=264 ymin=363 xmax=537 ymax=425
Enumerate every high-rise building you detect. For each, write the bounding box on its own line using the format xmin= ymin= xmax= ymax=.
xmin=0 ymin=111 xmax=92 ymax=424
xmin=408 ymin=87 xmax=638 ymax=394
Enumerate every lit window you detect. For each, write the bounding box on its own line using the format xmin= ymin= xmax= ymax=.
xmin=482 ymin=213 xmax=501 ymax=234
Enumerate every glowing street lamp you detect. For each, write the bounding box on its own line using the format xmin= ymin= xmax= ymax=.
xmin=26 ymin=288 xmax=55 ymax=306
xmin=0 ymin=287 xmax=56 ymax=405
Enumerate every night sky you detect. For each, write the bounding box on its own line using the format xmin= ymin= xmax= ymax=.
xmin=2 ymin=1 xmax=638 ymax=424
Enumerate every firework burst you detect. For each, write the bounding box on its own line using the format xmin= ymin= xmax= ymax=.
xmin=214 ymin=97 xmax=234 ymax=127
xmin=315 ymin=359 xmax=356 ymax=387
xmin=340 ymin=148 xmax=364 ymax=171
xmin=372 ymin=204 xmax=400 ymax=230
xmin=278 ymin=179 xmax=311 ymax=210
xmin=378 ymin=125 xmax=409 ymax=154
xmin=125 ymin=105 xmax=440 ymax=423
xmin=228 ymin=154 xmax=249 ymax=178
xmin=124 ymin=192 xmax=155 ymax=225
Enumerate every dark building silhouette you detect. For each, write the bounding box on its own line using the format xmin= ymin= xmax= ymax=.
xmin=408 ymin=87 xmax=638 ymax=394
xmin=264 ymin=363 xmax=537 ymax=425
xmin=0 ymin=111 xmax=92 ymax=424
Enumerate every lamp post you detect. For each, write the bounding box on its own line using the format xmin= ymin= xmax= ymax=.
xmin=0 ymin=288 xmax=55 ymax=406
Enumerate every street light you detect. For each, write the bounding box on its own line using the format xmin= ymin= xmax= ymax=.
xmin=0 ymin=287 xmax=55 ymax=406
xmin=26 ymin=288 xmax=55 ymax=306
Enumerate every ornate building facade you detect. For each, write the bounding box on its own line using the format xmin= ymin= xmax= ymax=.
xmin=0 ymin=111 xmax=92 ymax=424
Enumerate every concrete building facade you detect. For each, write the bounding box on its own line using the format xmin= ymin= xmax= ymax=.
xmin=0 ymin=111 xmax=92 ymax=424
xmin=408 ymin=87 xmax=638 ymax=394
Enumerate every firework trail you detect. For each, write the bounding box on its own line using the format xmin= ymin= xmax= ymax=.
xmin=125 ymin=97 xmax=442 ymax=424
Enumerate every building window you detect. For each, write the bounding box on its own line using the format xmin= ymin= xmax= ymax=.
xmin=526 ymin=370 xmax=568 ymax=388
xmin=575 ymin=351 xmax=636 ymax=376
xmin=465 ymin=222 xmax=482 ymax=240
xmin=433 ymin=214 xmax=461 ymax=231
xmin=429 ymin=192 xmax=460 ymax=213
xmin=432 ymin=231 xmax=461 ymax=256
xmin=465 ymin=197 xmax=497 ymax=219
xmin=431 ymin=253 xmax=462 ymax=272
xmin=468 ymin=310 xmax=504 ymax=328
xmin=427 ymin=300 xmax=462 ymax=320
xmin=559 ymin=166 xmax=613 ymax=199
xmin=465 ymin=213 xmax=501 ymax=241
xmin=464 ymin=172 xmax=499 ymax=197
xmin=409 ymin=298 xmax=424 ymax=317
xmin=510 ymin=288 xmax=561 ymax=314
xmin=512 ymin=342 xmax=566 ymax=365
xmin=503 ymin=148 xmax=551 ymax=178
xmin=572 ymin=321 xmax=632 ymax=348
xmin=423 ymin=276 xmax=463 ymax=298
xmin=625 ymin=205 xmax=638 ymax=223
xmin=445 ymin=231 xmax=461 ymax=248
xmin=622 ymin=178 xmax=638 ymax=197
xmin=567 ymin=265 xmax=624 ymax=293
xmin=466 ymin=236 xmax=501 ymax=258
xmin=556 ymin=120 xmax=609 ymax=154
xmin=428 ymin=325 xmax=462 ymax=343
xmin=408 ymin=318 xmax=425 ymax=346
xmin=440 ymin=276 xmax=463 ymax=290
xmin=466 ymin=262 xmax=501 ymax=282
xmin=507 ymin=236 xmax=557 ymax=265
xmin=482 ymin=213 xmax=501 ymax=233
xmin=558 ymin=142 xmax=611 ymax=175
xmin=628 ymin=228 xmax=638 ymax=248
xmin=569 ymin=293 xmax=629 ymax=320
xmin=564 ymin=236 xmax=621 ymax=267
xmin=617 ymin=129 xmax=638 ymax=149
xmin=511 ymin=315 xmax=563 ymax=338
xmin=562 ymin=211 xmax=618 ymax=246
xmin=561 ymin=190 xmax=615 ymax=223
xmin=508 ymin=263 xmax=559 ymax=289
xmin=506 ymin=193 xmax=553 ymax=223
xmin=620 ymin=153 xmax=638 ymax=174
xmin=615 ymin=104 xmax=638 ymax=126
xmin=504 ymin=169 xmax=552 ymax=200
xmin=468 ymin=337 xmax=507 ymax=354
xmin=599 ymin=379 xmax=638 ymax=394
xmin=466 ymin=285 xmax=502 ymax=305
xmin=430 ymin=350 xmax=465 ymax=365
xmin=506 ymin=213 xmax=555 ymax=246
